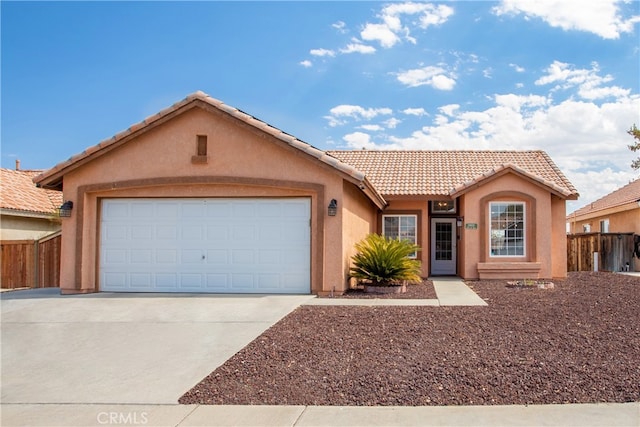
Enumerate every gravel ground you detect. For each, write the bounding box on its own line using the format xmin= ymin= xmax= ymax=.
xmin=327 ymin=280 xmax=438 ymax=299
xmin=179 ymin=272 xmax=640 ymax=406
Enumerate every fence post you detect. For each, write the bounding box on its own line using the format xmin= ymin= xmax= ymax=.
xmin=593 ymin=252 xmax=599 ymax=272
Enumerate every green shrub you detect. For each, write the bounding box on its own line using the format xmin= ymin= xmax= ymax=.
xmin=350 ymin=234 xmax=422 ymax=286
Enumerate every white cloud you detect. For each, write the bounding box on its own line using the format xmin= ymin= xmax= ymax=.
xmin=340 ymin=43 xmax=376 ymax=54
xmin=402 ymin=108 xmax=428 ymax=116
xmin=310 ymin=48 xmax=336 ymax=57
xmin=493 ymin=0 xmax=640 ymax=39
xmin=384 ymin=117 xmax=402 ymax=129
xmin=360 ymin=2 xmax=454 ymax=48
xmin=535 ymin=60 xmax=631 ymax=100
xmin=396 ymin=66 xmax=456 ymax=90
xmin=343 ymin=131 xmax=378 ymax=149
xmin=332 ymin=21 xmax=347 ymax=33
xmin=332 ymin=62 xmax=639 ymax=209
xmin=299 ymin=60 xmax=312 ymax=68
xmin=509 ymin=63 xmax=526 ymax=73
xmin=361 ymin=23 xmax=401 ymax=48
xmin=325 ymin=105 xmax=393 ymax=127
xmin=418 ymin=4 xmax=455 ymax=28
xmin=360 ymin=124 xmax=384 ymax=131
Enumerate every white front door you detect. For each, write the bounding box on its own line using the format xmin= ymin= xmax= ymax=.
xmin=100 ymin=198 xmax=311 ymax=293
xmin=431 ymin=218 xmax=457 ymax=275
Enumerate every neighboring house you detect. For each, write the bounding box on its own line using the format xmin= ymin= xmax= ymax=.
xmin=567 ymin=179 xmax=640 ymax=271
xmin=34 ymin=92 xmax=578 ymax=295
xmin=1 ymin=164 xmax=62 ymax=240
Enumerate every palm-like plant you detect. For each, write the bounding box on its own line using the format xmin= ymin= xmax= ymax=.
xmin=350 ymin=234 xmax=422 ymax=286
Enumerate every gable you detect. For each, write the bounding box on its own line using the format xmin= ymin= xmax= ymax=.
xmin=34 ymin=92 xmax=385 ymax=209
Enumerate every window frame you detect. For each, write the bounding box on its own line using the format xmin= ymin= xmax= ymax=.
xmin=600 ymin=219 xmax=610 ymax=233
xmin=489 ymin=201 xmax=526 ymax=258
xmin=431 ymin=200 xmax=456 ymax=214
xmin=382 ymin=214 xmax=418 ymax=259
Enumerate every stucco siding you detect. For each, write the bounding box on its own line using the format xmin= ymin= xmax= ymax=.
xmin=460 ymin=173 xmax=556 ymax=279
xmin=568 ymin=207 xmax=640 ymax=235
xmin=0 ymin=215 xmax=61 ymax=240
xmin=58 ymin=107 xmax=351 ymax=294
xmin=341 ymin=181 xmax=377 ymax=292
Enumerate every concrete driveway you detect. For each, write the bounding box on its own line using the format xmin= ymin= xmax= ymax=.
xmin=1 ymin=288 xmax=315 ymax=405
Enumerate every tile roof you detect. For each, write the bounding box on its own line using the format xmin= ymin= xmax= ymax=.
xmin=32 ymin=91 xmax=577 ymax=204
xmin=568 ymin=178 xmax=640 ymax=218
xmin=327 ymin=150 xmax=579 ymax=198
xmin=1 ymin=168 xmax=63 ymax=216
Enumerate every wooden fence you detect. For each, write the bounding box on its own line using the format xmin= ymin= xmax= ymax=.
xmin=567 ymin=232 xmax=636 ymax=272
xmin=1 ymin=232 xmax=61 ymax=289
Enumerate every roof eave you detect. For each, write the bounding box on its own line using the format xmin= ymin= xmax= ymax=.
xmin=449 ymin=164 xmax=578 ymax=200
xmin=567 ymin=200 xmax=640 ymax=221
xmin=0 ymin=207 xmax=60 ymax=220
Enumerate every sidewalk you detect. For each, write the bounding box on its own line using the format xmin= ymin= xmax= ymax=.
xmin=2 ymin=402 xmax=638 ymax=426
xmin=307 ymin=277 xmax=487 ymax=306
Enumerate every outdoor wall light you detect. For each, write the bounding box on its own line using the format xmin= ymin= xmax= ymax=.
xmin=58 ymin=201 xmax=74 ymax=218
xmin=457 ymin=216 xmax=464 ymax=227
xmin=328 ymin=199 xmax=338 ymax=216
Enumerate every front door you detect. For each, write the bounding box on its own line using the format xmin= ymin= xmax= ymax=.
xmin=431 ymin=218 xmax=457 ymax=275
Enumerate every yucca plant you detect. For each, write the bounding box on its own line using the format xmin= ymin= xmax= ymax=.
xmin=350 ymin=234 xmax=422 ymax=286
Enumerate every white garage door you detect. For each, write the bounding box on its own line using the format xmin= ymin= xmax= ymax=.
xmin=100 ymin=198 xmax=310 ymax=293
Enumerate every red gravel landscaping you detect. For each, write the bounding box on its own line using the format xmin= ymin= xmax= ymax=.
xmin=179 ymin=272 xmax=640 ymax=406
xmin=329 ymin=279 xmax=438 ymax=299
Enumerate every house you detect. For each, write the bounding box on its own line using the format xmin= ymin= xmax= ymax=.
xmin=33 ymin=91 xmax=578 ymax=295
xmin=1 ymin=163 xmax=63 ymax=289
xmin=567 ymin=179 xmax=640 ymax=271
xmin=1 ymin=162 xmax=62 ymax=240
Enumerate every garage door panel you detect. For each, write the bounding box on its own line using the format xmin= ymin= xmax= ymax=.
xmin=156 ymin=250 xmax=177 ymax=264
xmin=104 ymin=273 xmax=127 ymax=289
xmin=156 ymin=274 xmax=178 ymax=288
xmin=157 ymin=202 xmax=180 ymax=218
xmin=131 ymin=273 xmax=152 ymax=288
xmin=231 ymin=274 xmax=254 ymax=288
xmin=101 ymin=198 xmax=310 ymax=293
xmin=130 ymin=249 xmax=152 ymax=264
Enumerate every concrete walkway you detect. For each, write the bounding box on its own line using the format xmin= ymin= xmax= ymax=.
xmin=2 ymin=402 xmax=637 ymax=426
xmin=307 ymin=277 xmax=487 ymax=306
xmin=431 ymin=277 xmax=488 ymax=306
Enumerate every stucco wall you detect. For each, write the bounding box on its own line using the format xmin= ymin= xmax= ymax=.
xmin=58 ymin=106 xmax=365 ymax=294
xmin=341 ymin=181 xmax=377 ymax=292
xmin=0 ymin=214 xmax=61 ymax=240
xmin=568 ymin=207 xmax=640 ymax=235
xmin=459 ymin=172 xmax=565 ymax=279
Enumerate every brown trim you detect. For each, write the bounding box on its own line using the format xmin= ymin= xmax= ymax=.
xmin=94 ymin=198 xmax=103 ymax=290
xmin=479 ymin=191 xmax=536 ymax=263
xmin=74 ymin=176 xmax=325 ymax=294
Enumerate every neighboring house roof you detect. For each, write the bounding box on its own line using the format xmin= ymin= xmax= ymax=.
xmin=567 ymin=178 xmax=640 ymax=219
xmin=328 ymin=150 xmax=579 ymax=199
xmin=1 ymin=168 xmax=63 ymax=217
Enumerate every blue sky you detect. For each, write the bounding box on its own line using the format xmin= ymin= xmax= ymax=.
xmin=2 ymin=1 xmax=639 ymax=213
